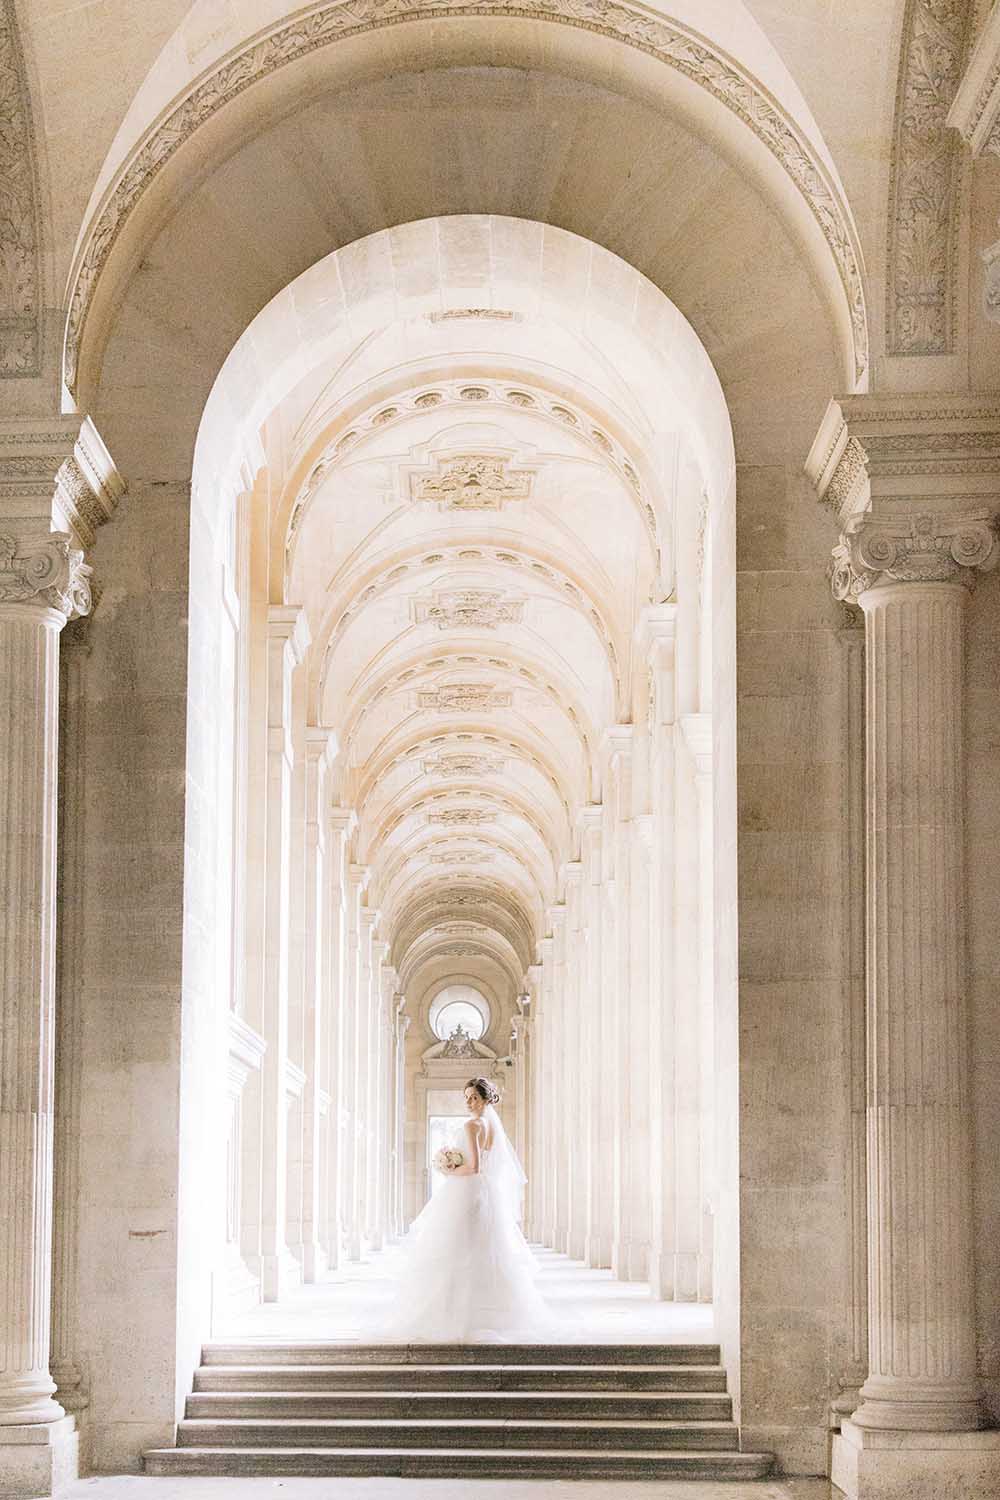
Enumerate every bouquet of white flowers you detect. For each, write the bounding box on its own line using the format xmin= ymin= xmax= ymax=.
xmin=432 ymin=1147 xmax=464 ymax=1174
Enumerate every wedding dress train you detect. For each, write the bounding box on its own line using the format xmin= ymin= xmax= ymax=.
xmin=375 ymin=1104 xmax=556 ymax=1342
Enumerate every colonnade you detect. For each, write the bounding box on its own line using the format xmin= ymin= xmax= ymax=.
xmin=519 ymin=604 xmax=716 ymax=1301
xmin=2 ymin=398 xmax=999 ymax=1497
xmin=230 ymin=607 xmax=411 ymax=1296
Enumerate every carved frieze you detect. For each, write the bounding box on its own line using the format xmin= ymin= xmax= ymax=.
xmin=422 ymin=752 xmax=506 ymax=777
xmin=412 ymin=588 xmax=526 ymax=629
xmin=0 ymin=532 xmax=92 ymax=619
xmin=411 ymin=455 xmax=533 ymax=512
xmin=0 ymin=2 xmax=41 ymax=377
xmin=418 ymin=684 xmax=512 ymax=713
xmin=886 ymin=0 xmax=974 ymax=355
xmin=427 ymin=809 xmax=498 ymax=826
xmin=63 ymin=0 xmax=868 ymax=392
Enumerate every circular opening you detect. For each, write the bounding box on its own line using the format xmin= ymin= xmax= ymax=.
xmin=430 ymin=984 xmax=491 ymax=1041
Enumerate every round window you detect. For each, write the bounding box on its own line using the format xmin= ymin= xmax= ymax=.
xmin=430 ymin=984 xmax=490 ymax=1041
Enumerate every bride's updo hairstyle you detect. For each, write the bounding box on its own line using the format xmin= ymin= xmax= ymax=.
xmin=466 ymin=1076 xmax=501 ymax=1106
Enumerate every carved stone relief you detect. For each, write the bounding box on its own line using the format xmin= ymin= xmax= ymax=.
xmin=886 ymin=0 xmax=974 ymax=355
xmin=0 ymin=1 xmax=41 ymax=377
xmin=427 ymin=809 xmax=498 ymax=826
xmin=412 ymin=588 xmax=526 ymax=629
xmin=422 ymin=752 xmax=506 ymax=777
xmin=418 ymin=684 xmax=512 ymax=713
xmin=411 ymin=455 xmax=533 ymax=512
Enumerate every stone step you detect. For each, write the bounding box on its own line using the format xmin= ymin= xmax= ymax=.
xmin=192 ymin=1362 xmax=728 ymax=1393
xmin=144 ymin=1445 xmax=775 ymax=1480
xmin=201 ymin=1341 xmax=721 ymax=1367
xmin=185 ymin=1390 xmax=734 ymax=1422
xmin=176 ymin=1417 xmax=741 ymax=1452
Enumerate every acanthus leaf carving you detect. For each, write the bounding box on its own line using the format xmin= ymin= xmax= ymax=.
xmin=886 ymin=0 xmax=974 ymax=356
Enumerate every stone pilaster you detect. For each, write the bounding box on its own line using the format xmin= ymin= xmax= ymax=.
xmin=681 ymin=711 xmax=715 ymax=1303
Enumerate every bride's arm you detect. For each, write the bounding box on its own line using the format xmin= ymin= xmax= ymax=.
xmin=447 ymin=1119 xmax=483 ymax=1175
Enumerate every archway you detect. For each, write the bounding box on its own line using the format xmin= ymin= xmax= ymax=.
xmin=179 ymin=215 xmax=737 ymax=1354
xmin=60 ymin=8 xmax=857 ymax=1470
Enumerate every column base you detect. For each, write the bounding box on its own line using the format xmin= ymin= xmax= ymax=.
xmin=833 ymin=1416 xmax=1000 ymax=1500
xmin=0 ymin=1417 xmax=77 ymax=1499
xmin=259 ymin=1248 xmax=302 ymax=1302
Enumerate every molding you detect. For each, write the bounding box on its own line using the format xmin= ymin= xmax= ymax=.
xmin=831 ymin=509 xmax=999 ymax=599
xmin=267 ymin=602 xmax=311 ymax=663
xmin=0 ymin=417 xmax=125 ymax=547
xmin=806 ymin=394 xmax=1000 ymax=527
xmin=947 ymin=0 xmax=1000 ymax=156
xmin=0 ymin=0 xmax=42 ymax=377
xmin=284 ymin=1059 xmax=307 ymax=1100
xmin=886 ymin=0 xmax=975 ymax=356
xmin=62 ymin=0 xmax=868 ymax=392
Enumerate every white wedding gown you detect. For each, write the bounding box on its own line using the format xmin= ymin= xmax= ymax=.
xmin=375 ymin=1105 xmax=556 ymax=1342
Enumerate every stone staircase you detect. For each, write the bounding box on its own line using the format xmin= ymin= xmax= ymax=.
xmin=143 ymin=1341 xmax=774 ymax=1480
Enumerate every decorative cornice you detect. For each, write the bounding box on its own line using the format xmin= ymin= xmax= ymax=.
xmin=63 ymin=0 xmax=868 ymax=391
xmin=0 ymin=1 xmax=42 ymax=377
xmin=947 ymin=0 xmax=1000 ymax=157
xmin=886 ymin=0 xmax=975 ymax=356
xmin=0 ymin=417 xmax=125 ymax=548
xmin=806 ymin=394 xmax=1000 ymax=526
xmin=831 ymin=509 xmax=998 ymax=599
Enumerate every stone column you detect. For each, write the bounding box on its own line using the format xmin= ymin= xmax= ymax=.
xmin=829 ymin=513 xmax=995 ymax=1435
xmin=259 ymin=606 xmax=310 ymax=1300
xmin=523 ymin=965 xmax=542 ymax=1241
xmin=549 ymin=904 xmax=569 ymax=1254
xmin=603 ymin=727 xmax=635 ymax=1281
xmin=390 ymin=999 xmax=409 ymax=1239
xmin=808 ymin=399 xmax=1000 ymax=1496
xmin=640 ymin=606 xmax=678 ymax=1300
xmin=355 ymin=905 xmax=378 ymax=1255
xmin=536 ymin=939 xmax=555 ymax=1246
xmin=681 ymin=712 xmax=715 ymax=1302
xmin=578 ymin=807 xmax=604 ymax=1268
xmin=323 ymin=810 xmax=355 ymax=1270
xmin=300 ymin=728 xmax=337 ymax=1282
xmin=341 ymin=869 xmax=368 ymax=1260
xmin=0 ymin=532 xmax=90 ymax=1456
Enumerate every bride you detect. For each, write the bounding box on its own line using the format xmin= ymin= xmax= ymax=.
xmin=375 ymin=1076 xmax=555 ymax=1342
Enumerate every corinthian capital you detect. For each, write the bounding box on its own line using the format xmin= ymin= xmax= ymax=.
xmin=0 ymin=531 xmax=92 ymax=621
xmin=831 ymin=511 xmax=999 ymax=601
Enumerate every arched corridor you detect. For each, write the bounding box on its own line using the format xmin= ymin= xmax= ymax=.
xmin=191 ymin=218 xmax=736 ymax=1333
xmin=4 ymin=1 xmax=1000 ymax=1494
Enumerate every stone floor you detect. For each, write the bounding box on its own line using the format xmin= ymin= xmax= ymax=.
xmin=214 ymin=1247 xmax=718 ymax=1344
xmin=56 ymin=1481 xmax=838 ymax=1499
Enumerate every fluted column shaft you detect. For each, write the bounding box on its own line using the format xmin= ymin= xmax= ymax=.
xmin=854 ymin=579 xmax=980 ymax=1431
xmin=0 ymin=533 xmax=91 ymax=1427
